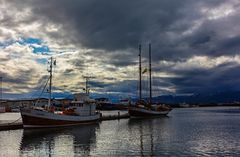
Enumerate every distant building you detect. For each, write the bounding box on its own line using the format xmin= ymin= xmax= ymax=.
xmin=0 ymin=98 xmax=73 ymax=111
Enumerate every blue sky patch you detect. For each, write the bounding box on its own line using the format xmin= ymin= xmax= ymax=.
xmin=19 ymin=37 xmax=42 ymax=45
xmin=19 ymin=37 xmax=51 ymax=54
xmin=31 ymin=45 xmax=50 ymax=54
xmin=1 ymin=37 xmax=51 ymax=55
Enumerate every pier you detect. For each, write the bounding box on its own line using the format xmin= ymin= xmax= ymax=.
xmin=0 ymin=122 xmax=22 ymax=131
xmin=100 ymin=112 xmax=129 ymax=121
xmin=0 ymin=112 xmax=130 ymax=131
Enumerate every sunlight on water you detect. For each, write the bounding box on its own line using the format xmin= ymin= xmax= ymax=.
xmin=0 ymin=107 xmax=240 ymax=156
xmin=0 ymin=129 xmax=23 ymax=157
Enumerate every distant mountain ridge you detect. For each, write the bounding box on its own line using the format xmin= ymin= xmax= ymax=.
xmin=153 ymin=91 xmax=240 ymax=104
xmin=2 ymin=91 xmax=240 ymax=105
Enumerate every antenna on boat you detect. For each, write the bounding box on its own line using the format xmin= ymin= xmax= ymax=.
xmin=83 ymin=76 xmax=94 ymax=95
xmin=139 ymin=44 xmax=142 ymax=100
xmin=149 ymin=43 xmax=152 ymax=105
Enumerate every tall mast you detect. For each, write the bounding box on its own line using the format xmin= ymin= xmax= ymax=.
xmin=139 ymin=44 xmax=142 ymax=100
xmin=149 ymin=43 xmax=152 ymax=105
xmin=48 ymin=57 xmax=53 ymax=106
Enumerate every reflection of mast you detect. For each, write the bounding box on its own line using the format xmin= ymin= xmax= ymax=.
xmin=139 ymin=120 xmax=154 ymax=157
xmin=150 ymin=134 xmax=153 ymax=157
xmin=140 ymin=123 xmax=144 ymax=157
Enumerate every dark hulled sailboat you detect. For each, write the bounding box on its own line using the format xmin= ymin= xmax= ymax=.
xmin=128 ymin=44 xmax=172 ymax=117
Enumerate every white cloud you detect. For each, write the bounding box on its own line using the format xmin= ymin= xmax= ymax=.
xmin=200 ymin=1 xmax=237 ymax=20
xmin=171 ymin=55 xmax=240 ymax=71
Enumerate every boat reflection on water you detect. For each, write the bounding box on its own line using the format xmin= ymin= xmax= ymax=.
xmin=20 ymin=124 xmax=99 ymax=156
xmin=127 ymin=118 xmax=170 ymax=157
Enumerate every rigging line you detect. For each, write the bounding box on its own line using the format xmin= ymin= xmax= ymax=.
xmin=30 ymin=75 xmax=48 ymax=99
xmin=34 ymin=77 xmax=50 ymax=106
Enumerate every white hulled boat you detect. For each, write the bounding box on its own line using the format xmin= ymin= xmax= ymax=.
xmin=20 ymin=57 xmax=100 ymax=128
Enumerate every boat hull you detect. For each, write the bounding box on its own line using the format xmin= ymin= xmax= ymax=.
xmin=128 ymin=107 xmax=171 ymax=118
xmin=20 ymin=108 xmax=100 ymax=128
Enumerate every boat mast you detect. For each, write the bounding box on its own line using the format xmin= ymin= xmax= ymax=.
xmin=83 ymin=76 xmax=94 ymax=95
xmin=48 ymin=57 xmax=53 ymax=107
xmin=149 ymin=44 xmax=152 ymax=105
xmin=139 ymin=44 xmax=142 ymax=100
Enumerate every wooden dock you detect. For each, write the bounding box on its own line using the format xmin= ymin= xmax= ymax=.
xmin=0 ymin=112 xmax=130 ymax=131
xmin=0 ymin=122 xmax=23 ymax=131
xmin=100 ymin=113 xmax=130 ymax=121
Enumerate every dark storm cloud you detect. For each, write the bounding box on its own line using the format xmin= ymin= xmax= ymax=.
xmin=163 ymin=61 xmax=240 ymax=94
xmin=0 ymin=69 xmax=33 ymax=85
xmin=104 ymin=51 xmax=138 ymax=67
xmin=85 ymin=49 xmax=138 ymax=67
xmin=93 ymin=78 xmax=172 ymax=97
xmin=8 ymin=0 xmax=240 ymax=62
xmin=181 ymin=19 xmax=240 ymax=58
xmin=4 ymin=0 xmax=240 ymax=96
xmin=0 ymin=68 xmax=48 ymax=93
xmin=89 ymin=80 xmax=113 ymax=89
xmin=103 ymin=80 xmax=138 ymax=94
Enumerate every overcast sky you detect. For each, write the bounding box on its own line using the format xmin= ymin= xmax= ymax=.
xmin=1 ymin=0 xmax=240 ymax=99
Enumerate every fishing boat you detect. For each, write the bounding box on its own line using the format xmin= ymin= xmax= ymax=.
xmin=20 ymin=57 xmax=100 ymax=128
xmin=128 ymin=44 xmax=172 ymax=118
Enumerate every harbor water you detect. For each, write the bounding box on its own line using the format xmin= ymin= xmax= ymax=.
xmin=0 ymin=107 xmax=240 ymax=156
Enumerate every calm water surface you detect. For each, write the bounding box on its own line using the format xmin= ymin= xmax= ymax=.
xmin=0 ymin=107 xmax=240 ymax=156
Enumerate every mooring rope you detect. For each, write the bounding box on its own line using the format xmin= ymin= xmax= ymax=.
xmin=7 ymin=116 xmax=22 ymax=125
